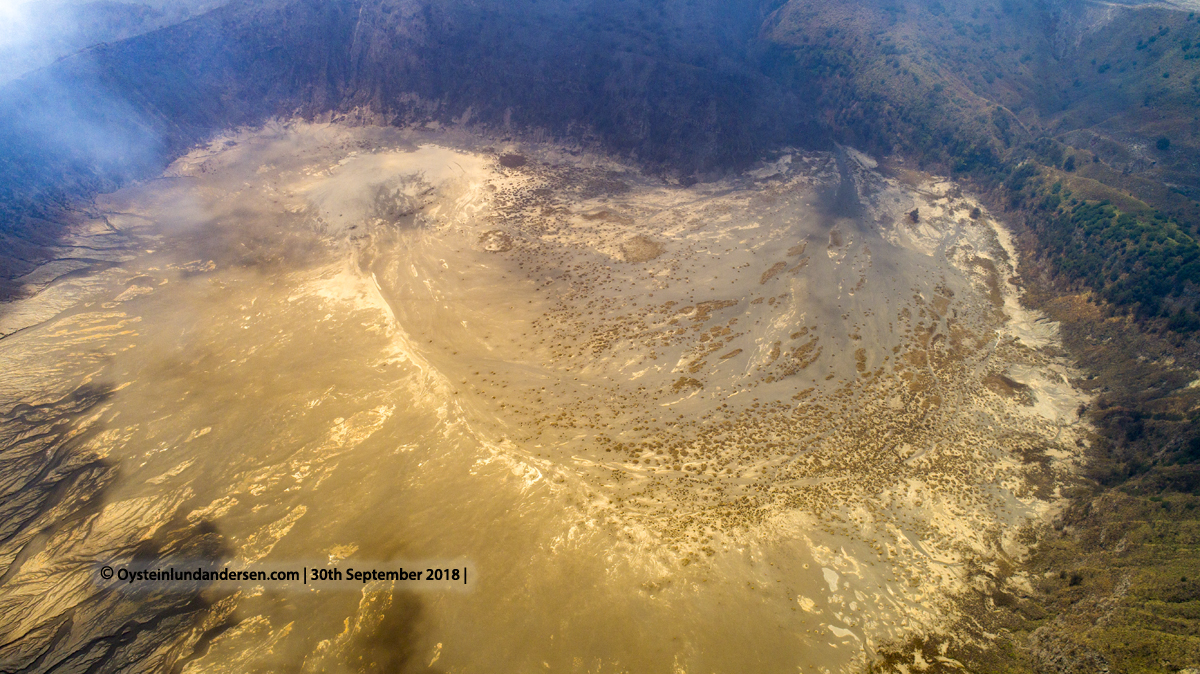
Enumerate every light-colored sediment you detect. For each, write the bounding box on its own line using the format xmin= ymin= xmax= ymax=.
xmin=0 ymin=123 xmax=1089 ymax=673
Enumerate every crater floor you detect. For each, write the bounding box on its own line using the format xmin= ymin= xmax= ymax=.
xmin=0 ymin=123 xmax=1089 ymax=673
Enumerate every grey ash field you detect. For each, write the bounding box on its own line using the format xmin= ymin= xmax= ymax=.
xmin=0 ymin=123 xmax=1092 ymax=672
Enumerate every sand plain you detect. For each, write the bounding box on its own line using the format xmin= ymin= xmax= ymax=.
xmin=0 ymin=123 xmax=1090 ymax=673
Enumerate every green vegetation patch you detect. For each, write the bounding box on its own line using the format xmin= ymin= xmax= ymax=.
xmin=1009 ymin=167 xmax=1200 ymax=322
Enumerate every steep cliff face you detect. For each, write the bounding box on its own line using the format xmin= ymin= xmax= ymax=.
xmin=0 ymin=0 xmax=828 ymax=194
xmin=0 ymin=0 xmax=230 ymax=84
xmin=0 ymin=0 xmax=364 ymax=284
xmin=0 ymin=0 xmax=832 ymax=287
xmin=335 ymin=0 xmax=825 ymax=167
xmin=0 ymin=0 xmax=1197 ymax=287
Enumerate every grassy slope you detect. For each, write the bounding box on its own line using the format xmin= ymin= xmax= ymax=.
xmin=920 ymin=285 xmax=1200 ymax=674
xmin=765 ymin=0 xmax=1200 ymax=200
xmin=763 ymin=1 xmax=1200 ymax=671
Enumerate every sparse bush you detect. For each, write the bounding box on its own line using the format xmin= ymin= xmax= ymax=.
xmin=1168 ymin=308 xmax=1200 ymax=333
